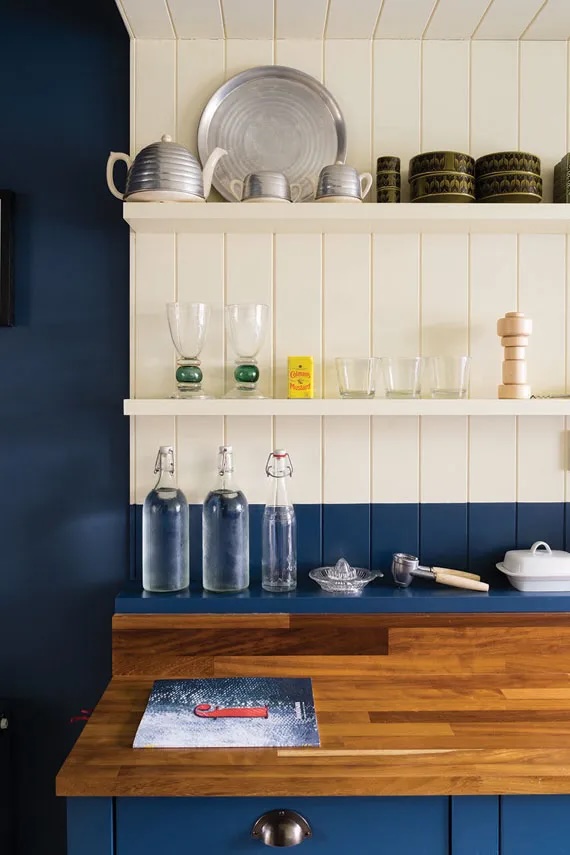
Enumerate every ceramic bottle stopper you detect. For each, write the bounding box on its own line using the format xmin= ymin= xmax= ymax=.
xmin=497 ymin=311 xmax=532 ymax=399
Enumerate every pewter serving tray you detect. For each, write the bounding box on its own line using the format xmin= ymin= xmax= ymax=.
xmin=198 ymin=66 xmax=346 ymax=202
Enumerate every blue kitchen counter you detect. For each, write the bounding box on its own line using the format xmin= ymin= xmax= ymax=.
xmin=116 ymin=581 xmax=570 ymax=614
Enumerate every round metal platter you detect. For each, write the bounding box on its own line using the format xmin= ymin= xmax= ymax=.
xmin=198 ymin=66 xmax=347 ymax=202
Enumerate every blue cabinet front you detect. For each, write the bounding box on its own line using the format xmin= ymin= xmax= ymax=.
xmin=501 ymin=796 xmax=570 ymax=855
xmin=117 ymin=796 xmax=449 ymax=854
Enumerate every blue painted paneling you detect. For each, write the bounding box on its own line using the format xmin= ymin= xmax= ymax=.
xmin=323 ymin=503 xmax=371 ymax=568
xmin=451 ymin=796 xmax=499 ymax=855
xmin=517 ymin=503 xmax=565 ymax=551
xmin=117 ymin=796 xmax=449 ymax=854
xmin=67 ymin=798 xmax=114 ymax=855
xmin=421 ymin=503 xmax=469 ymax=570
xmin=371 ymin=503 xmax=420 ymax=577
xmin=468 ymin=503 xmax=516 ymax=582
xmin=501 ymin=796 xmax=570 ymax=855
xmin=127 ymin=502 xmax=570 ymax=612
xmin=0 ymin=4 xmax=129 ymax=854
xmin=296 ymin=503 xmax=323 ymax=573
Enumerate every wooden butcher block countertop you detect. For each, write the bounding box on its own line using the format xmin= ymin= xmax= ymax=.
xmin=57 ymin=612 xmax=570 ymax=797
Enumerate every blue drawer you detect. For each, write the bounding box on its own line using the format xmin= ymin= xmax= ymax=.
xmin=116 ymin=796 xmax=449 ymax=854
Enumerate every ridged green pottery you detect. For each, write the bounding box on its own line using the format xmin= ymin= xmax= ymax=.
xmin=376 ymin=171 xmax=401 ymax=189
xmin=475 ymin=151 xmax=541 ymax=179
xmin=410 ymin=170 xmax=475 ymax=203
xmin=376 ymin=187 xmax=401 ymax=203
xmin=476 ymin=171 xmax=542 ymax=203
xmin=409 ymin=150 xmax=474 ymax=179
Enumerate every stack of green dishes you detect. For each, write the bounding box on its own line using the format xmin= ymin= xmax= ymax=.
xmin=408 ymin=151 xmax=475 ymax=203
xmin=376 ymin=156 xmax=400 ymax=203
xmin=554 ymin=153 xmax=570 ymax=203
xmin=475 ymin=151 xmax=542 ymax=203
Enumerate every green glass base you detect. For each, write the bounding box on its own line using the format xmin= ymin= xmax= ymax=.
xmin=176 ymin=364 xmax=203 ymax=384
xmin=234 ymin=363 xmax=259 ymax=384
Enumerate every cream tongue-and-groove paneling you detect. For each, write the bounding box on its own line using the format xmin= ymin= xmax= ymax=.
xmin=473 ymin=0 xmax=546 ymax=40
xmin=276 ymin=0 xmax=329 ymax=39
xmin=523 ymin=0 xmax=570 ymax=40
xmin=130 ymin=36 xmax=570 ymax=506
xmin=374 ymin=0 xmax=437 ymax=39
xmin=423 ymin=0 xmax=493 ymax=40
xmin=165 ymin=0 xmax=224 ymax=38
xmin=116 ymin=0 xmax=570 ymax=40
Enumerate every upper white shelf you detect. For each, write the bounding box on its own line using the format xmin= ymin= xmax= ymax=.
xmin=124 ymin=399 xmax=570 ymax=417
xmin=124 ymin=203 xmax=570 ymax=235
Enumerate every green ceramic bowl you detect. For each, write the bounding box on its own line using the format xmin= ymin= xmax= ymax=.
xmin=475 ymin=151 xmax=541 ymax=179
xmin=410 ymin=171 xmax=475 ymax=203
xmin=476 ymin=171 xmax=542 ymax=203
xmin=409 ymin=151 xmax=474 ymax=179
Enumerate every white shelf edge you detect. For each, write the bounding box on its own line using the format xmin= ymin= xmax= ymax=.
xmin=123 ymin=398 xmax=570 ymax=417
xmin=123 ymin=202 xmax=570 ymax=235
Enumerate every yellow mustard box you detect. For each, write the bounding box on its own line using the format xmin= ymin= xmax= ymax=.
xmin=288 ymin=356 xmax=314 ymax=399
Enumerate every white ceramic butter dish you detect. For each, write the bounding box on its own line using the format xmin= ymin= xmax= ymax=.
xmin=497 ymin=541 xmax=570 ymax=591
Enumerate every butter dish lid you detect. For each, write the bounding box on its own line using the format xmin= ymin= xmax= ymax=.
xmin=501 ymin=541 xmax=570 ymax=575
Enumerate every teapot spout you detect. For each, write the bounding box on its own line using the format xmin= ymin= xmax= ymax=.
xmin=202 ymin=147 xmax=227 ymax=198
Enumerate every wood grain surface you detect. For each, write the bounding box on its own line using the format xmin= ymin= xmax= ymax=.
xmin=111 ymin=612 xmax=570 ymax=676
xmin=56 ymin=613 xmax=570 ymax=797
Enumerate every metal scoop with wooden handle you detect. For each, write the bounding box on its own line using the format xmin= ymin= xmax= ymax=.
xmin=391 ymin=553 xmax=489 ymax=592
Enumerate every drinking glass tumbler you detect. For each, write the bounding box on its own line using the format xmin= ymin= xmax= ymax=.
xmin=336 ymin=358 xmax=377 ymax=399
xmin=379 ymin=357 xmax=422 ymax=399
xmin=429 ymin=356 xmax=471 ymax=399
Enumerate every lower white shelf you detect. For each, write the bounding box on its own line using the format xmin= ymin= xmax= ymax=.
xmin=123 ymin=398 xmax=570 ymax=417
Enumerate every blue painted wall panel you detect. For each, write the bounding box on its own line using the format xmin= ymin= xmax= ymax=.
xmin=468 ymin=503 xmax=516 ymax=582
xmin=131 ymin=502 xmax=570 ymax=589
xmin=0 ymin=4 xmax=129 ymax=853
xmin=371 ymin=503 xmax=420 ymax=577
xmin=421 ymin=503 xmax=469 ymax=570
xmin=517 ymin=503 xmax=565 ymax=550
xmin=323 ymin=503 xmax=371 ymax=569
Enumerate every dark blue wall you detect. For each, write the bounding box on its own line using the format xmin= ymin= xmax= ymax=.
xmin=0 ymin=2 xmax=129 ymax=852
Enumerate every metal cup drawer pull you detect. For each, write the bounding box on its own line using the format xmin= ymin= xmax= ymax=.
xmin=252 ymin=809 xmax=312 ymax=847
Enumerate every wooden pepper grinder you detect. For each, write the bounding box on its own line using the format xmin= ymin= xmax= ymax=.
xmin=497 ymin=311 xmax=532 ymax=399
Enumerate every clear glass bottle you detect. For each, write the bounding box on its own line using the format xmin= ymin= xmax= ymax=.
xmin=142 ymin=446 xmax=189 ymax=592
xmin=202 ymin=446 xmax=249 ymax=592
xmin=262 ymin=449 xmax=297 ymax=592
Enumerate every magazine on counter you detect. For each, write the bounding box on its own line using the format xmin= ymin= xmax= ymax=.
xmin=133 ymin=676 xmax=320 ymax=748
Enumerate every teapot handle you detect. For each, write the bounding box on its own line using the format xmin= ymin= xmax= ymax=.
xmin=106 ymin=151 xmax=132 ymax=200
xmin=230 ymin=178 xmax=244 ymax=202
xmin=359 ymin=172 xmax=373 ymax=200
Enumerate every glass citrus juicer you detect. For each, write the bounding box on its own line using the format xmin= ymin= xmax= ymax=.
xmin=167 ymin=302 xmax=210 ymax=398
xmin=225 ymin=303 xmax=269 ymax=398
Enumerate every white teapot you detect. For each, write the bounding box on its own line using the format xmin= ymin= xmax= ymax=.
xmin=106 ymin=134 xmax=226 ymax=201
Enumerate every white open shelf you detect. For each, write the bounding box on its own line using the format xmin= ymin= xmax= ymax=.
xmin=124 ymin=398 xmax=570 ymax=417
xmin=123 ymin=202 xmax=570 ymax=235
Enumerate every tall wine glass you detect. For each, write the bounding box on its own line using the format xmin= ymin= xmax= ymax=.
xmin=167 ymin=302 xmax=210 ymax=398
xmin=225 ymin=303 xmax=269 ymax=398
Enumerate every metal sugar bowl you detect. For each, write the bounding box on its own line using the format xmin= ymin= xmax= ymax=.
xmin=106 ymin=134 xmax=227 ymax=202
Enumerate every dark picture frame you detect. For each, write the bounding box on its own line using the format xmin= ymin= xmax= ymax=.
xmin=0 ymin=191 xmax=14 ymax=327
